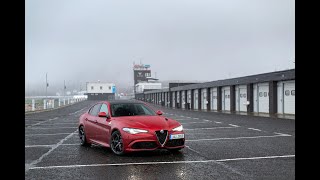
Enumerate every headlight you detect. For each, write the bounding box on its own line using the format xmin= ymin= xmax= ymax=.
xmin=172 ymin=125 xmax=183 ymax=131
xmin=122 ymin=128 xmax=148 ymax=134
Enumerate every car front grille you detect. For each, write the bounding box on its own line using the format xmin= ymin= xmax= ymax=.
xmin=165 ymin=139 xmax=185 ymax=147
xmin=131 ymin=142 xmax=157 ymax=149
xmin=155 ymin=130 xmax=168 ymax=146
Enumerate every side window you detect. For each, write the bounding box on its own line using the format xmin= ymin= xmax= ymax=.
xmin=89 ymin=104 xmax=101 ymax=116
xmin=100 ymin=104 xmax=109 ymax=114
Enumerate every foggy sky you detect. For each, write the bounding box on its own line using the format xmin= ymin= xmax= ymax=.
xmin=26 ymin=0 xmax=295 ymax=94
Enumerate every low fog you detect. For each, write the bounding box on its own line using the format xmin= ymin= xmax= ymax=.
xmin=25 ymin=0 xmax=294 ymax=96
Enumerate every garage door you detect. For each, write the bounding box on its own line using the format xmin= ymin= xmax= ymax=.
xmin=254 ymin=83 xmax=269 ymax=113
xmin=164 ymin=92 xmax=167 ymax=106
xmin=177 ymin=91 xmax=180 ymax=108
xmin=235 ymin=85 xmax=247 ymax=112
xmin=187 ymin=90 xmax=191 ymax=109
xmin=278 ymin=80 xmax=295 ymax=114
xmin=194 ymin=90 xmax=198 ymax=110
xmin=201 ymin=88 xmax=207 ymax=110
xmin=210 ymin=88 xmax=217 ymax=110
xmin=172 ymin=92 xmax=176 ymax=108
xmin=181 ymin=91 xmax=185 ymax=109
xmin=222 ymin=87 xmax=230 ymax=111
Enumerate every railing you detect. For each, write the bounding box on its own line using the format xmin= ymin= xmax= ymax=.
xmin=25 ymin=96 xmax=87 ymax=112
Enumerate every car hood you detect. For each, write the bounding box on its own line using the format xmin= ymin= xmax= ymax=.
xmin=114 ymin=115 xmax=180 ymax=131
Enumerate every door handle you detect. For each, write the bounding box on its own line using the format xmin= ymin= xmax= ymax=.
xmin=94 ymin=120 xmax=98 ymax=123
xmin=85 ymin=118 xmax=88 ymax=121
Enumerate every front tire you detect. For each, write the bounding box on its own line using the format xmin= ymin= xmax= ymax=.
xmin=79 ymin=126 xmax=90 ymax=146
xmin=110 ymin=131 xmax=125 ymax=155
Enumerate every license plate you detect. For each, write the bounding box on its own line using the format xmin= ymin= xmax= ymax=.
xmin=170 ymin=134 xmax=184 ymax=139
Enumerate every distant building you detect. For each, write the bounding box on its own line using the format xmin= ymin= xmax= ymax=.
xmin=133 ymin=63 xmax=152 ymax=93
xmin=86 ymin=82 xmax=116 ymax=100
xmin=135 ymin=82 xmax=162 ymax=93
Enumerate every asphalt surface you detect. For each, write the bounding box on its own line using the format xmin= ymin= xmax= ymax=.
xmin=25 ymin=100 xmax=295 ymax=180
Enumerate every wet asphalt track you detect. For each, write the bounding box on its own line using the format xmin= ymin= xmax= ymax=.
xmin=25 ymin=100 xmax=295 ymax=180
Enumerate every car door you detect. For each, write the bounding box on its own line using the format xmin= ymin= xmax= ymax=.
xmin=85 ymin=103 xmax=101 ymax=142
xmin=95 ymin=103 xmax=112 ymax=146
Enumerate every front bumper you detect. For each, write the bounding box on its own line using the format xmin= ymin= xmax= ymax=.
xmin=122 ymin=131 xmax=185 ymax=152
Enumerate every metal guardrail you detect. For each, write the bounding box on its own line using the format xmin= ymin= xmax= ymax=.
xmin=25 ymin=97 xmax=87 ymax=112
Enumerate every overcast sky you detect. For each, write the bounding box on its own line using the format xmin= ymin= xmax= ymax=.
xmin=26 ymin=0 xmax=294 ymax=93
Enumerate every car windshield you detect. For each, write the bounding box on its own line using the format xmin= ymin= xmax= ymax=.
xmin=111 ymin=103 xmax=156 ymax=117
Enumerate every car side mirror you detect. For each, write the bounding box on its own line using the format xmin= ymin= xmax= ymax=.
xmin=98 ymin=112 xmax=107 ymax=117
xmin=98 ymin=112 xmax=111 ymax=119
xmin=156 ymin=110 xmax=163 ymax=116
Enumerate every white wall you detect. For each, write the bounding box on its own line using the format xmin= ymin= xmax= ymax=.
xmin=87 ymin=82 xmax=115 ymax=93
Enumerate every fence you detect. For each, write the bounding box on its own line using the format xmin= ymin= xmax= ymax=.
xmin=25 ymin=96 xmax=87 ymax=112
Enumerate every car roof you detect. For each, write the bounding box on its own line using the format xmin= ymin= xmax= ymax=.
xmin=107 ymin=100 xmax=144 ymax=105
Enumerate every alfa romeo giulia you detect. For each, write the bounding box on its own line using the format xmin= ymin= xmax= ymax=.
xmin=78 ymin=100 xmax=185 ymax=155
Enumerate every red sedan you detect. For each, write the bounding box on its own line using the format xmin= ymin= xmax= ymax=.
xmin=78 ymin=100 xmax=185 ymax=155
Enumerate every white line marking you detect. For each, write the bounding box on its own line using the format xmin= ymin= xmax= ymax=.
xmin=29 ymin=155 xmax=295 ymax=170
xmin=186 ymin=134 xmax=291 ymax=142
xmin=25 ymin=143 xmax=80 ymax=148
xmin=181 ymin=122 xmax=208 ymax=124
xmin=228 ymin=124 xmax=240 ymax=127
xmin=175 ymin=119 xmax=202 ymax=121
xmin=274 ymin=132 xmax=292 ymax=136
xmin=203 ymin=120 xmax=211 ymax=122
xmin=69 ymin=107 xmax=87 ymax=115
xmin=193 ymin=118 xmax=199 ymax=120
xmin=180 ymin=115 xmax=185 ymax=117
xmin=186 ymin=145 xmax=244 ymax=176
xmin=25 ymin=130 xmax=78 ymax=172
xmin=214 ymin=121 xmax=222 ymax=124
xmin=186 ymin=145 xmax=202 ymax=154
xmin=248 ymin=128 xmax=262 ymax=132
xmin=62 ymin=143 xmax=80 ymax=146
xmin=27 ymin=117 xmax=59 ymax=127
xmin=27 ymin=127 xmax=76 ymax=130
xmin=186 ymin=117 xmax=191 ymax=119
xmin=184 ymin=127 xmax=237 ymax=130
xmin=25 ymin=145 xmax=53 ymax=148
xmin=25 ymin=133 xmax=78 ymax=136
xmin=33 ymin=123 xmax=78 ymax=126
xmin=216 ymin=155 xmax=295 ymax=162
